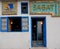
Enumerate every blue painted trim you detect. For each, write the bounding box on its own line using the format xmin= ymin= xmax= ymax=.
xmin=31 ymin=17 xmax=46 ymax=47
xmin=0 ymin=17 xmax=1 ymax=31
xmin=1 ymin=17 xmax=2 ymax=31
xmin=7 ymin=17 xmax=8 ymax=32
xmin=21 ymin=17 xmax=22 ymax=32
xmin=1 ymin=17 xmax=8 ymax=32
xmin=31 ymin=17 xmax=32 ymax=47
xmin=43 ymin=17 xmax=46 ymax=47
xmin=21 ymin=2 xmax=28 ymax=14
xmin=0 ymin=16 xmax=29 ymax=32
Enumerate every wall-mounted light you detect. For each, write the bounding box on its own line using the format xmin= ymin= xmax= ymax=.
xmin=11 ymin=21 xmax=13 ymax=24
xmin=40 ymin=21 xmax=43 ymax=25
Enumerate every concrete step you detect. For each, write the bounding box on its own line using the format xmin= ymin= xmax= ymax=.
xmin=30 ymin=47 xmax=48 ymax=49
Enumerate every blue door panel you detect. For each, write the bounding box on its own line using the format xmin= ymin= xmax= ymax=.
xmin=31 ymin=17 xmax=46 ymax=47
xmin=43 ymin=18 xmax=46 ymax=47
xmin=0 ymin=17 xmax=1 ymax=31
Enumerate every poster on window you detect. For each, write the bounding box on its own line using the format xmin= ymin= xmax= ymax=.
xmin=2 ymin=0 xmax=17 ymax=15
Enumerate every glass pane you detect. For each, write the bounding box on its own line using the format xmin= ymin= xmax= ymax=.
xmin=37 ymin=21 xmax=43 ymax=45
xmin=1 ymin=18 xmax=7 ymax=31
xmin=22 ymin=17 xmax=29 ymax=31
xmin=21 ymin=2 xmax=28 ymax=14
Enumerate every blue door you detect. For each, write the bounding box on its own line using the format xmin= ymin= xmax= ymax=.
xmin=31 ymin=17 xmax=46 ymax=47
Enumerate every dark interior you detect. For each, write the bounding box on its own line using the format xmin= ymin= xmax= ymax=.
xmin=21 ymin=3 xmax=28 ymax=13
xmin=32 ymin=18 xmax=37 ymax=41
xmin=31 ymin=17 xmax=44 ymax=47
xmin=8 ymin=17 xmax=21 ymax=31
xmin=32 ymin=18 xmax=44 ymax=41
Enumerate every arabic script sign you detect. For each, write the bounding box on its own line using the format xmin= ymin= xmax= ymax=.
xmin=30 ymin=1 xmax=60 ymax=16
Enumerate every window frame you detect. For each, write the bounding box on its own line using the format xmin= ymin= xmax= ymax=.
xmin=8 ymin=17 xmax=22 ymax=32
xmin=0 ymin=17 xmax=29 ymax=32
xmin=21 ymin=2 xmax=28 ymax=14
xmin=1 ymin=17 xmax=8 ymax=32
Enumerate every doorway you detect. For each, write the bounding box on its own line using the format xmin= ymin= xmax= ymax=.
xmin=31 ymin=17 xmax=46 ymax=47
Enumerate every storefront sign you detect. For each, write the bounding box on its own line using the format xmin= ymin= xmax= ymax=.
xmin=2 ymin=0 xmax=17 ymax=15
xmin=30 ymin=1 xmax=60 ymax=16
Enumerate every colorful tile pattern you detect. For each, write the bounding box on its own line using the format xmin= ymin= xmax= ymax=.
xmin=2 ymin=1 xmax=17 ymax=15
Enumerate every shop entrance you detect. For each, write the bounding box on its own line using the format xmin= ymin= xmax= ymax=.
xmin=31 ymin=17 xmax=46 ymax=47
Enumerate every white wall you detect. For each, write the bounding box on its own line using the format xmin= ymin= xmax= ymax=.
xmin=46 ymin=16 xmax=60 ymax=49
xmin=0 ymin=1 xmax=30 ymax=49
xmin=0 ymin=1 xmax=60 ymax=49
xmin=0 ymin=32 xmax=30 ymax=49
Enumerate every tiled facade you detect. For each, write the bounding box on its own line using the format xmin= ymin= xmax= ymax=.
xmin=0 ymin=0 xmax=60 ymax=49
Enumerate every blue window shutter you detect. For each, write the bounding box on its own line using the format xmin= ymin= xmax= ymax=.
xmin=21 ymin=17 xmax=29 ymax=32
xmin=1 ymin=17 xmax=8 ymax=32
xmin=43 ymin=17 xmax=46 ymax=47
xmin=0 ymin=17 xmax=1 ymax=31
